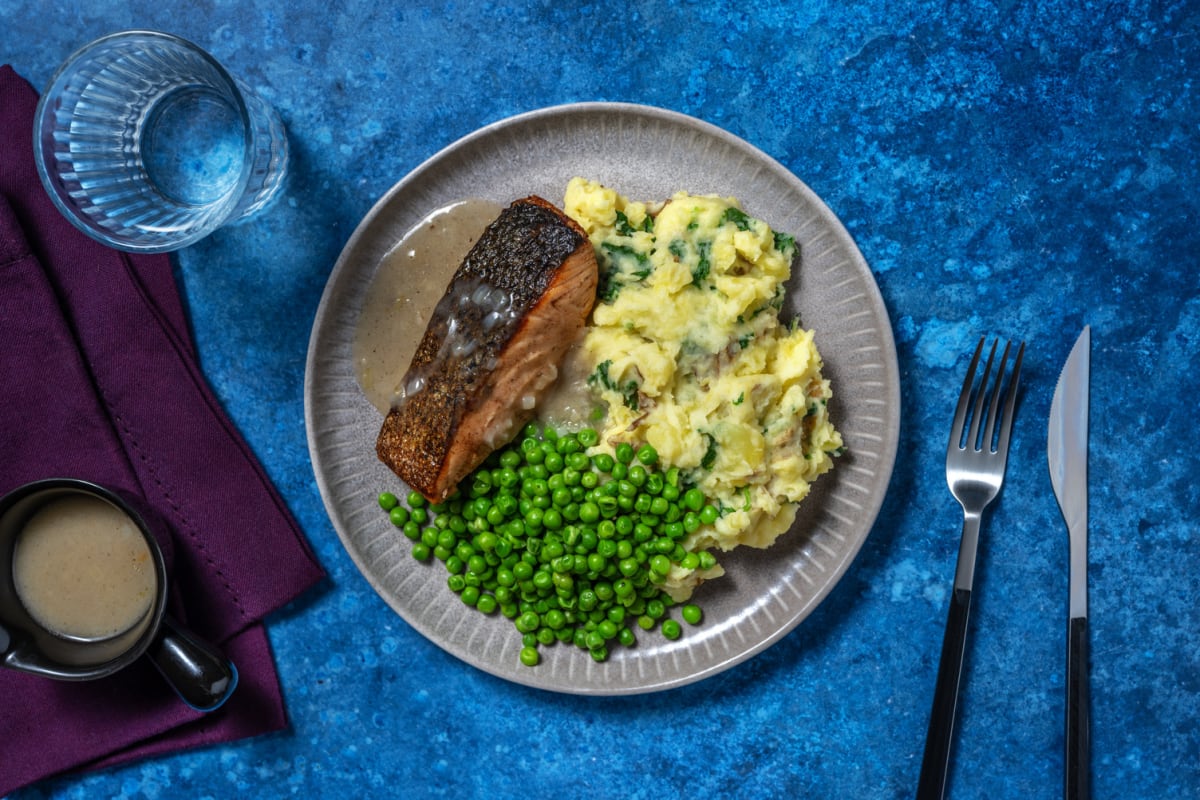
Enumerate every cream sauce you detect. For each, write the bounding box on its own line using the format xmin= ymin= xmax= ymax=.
xmin=353 ymin=198 xmax=503 ymax=414
xmin=13 ymin=494 xmax=156 ymax=641
xmin=536 ymin=338 xmax=604 ymax=433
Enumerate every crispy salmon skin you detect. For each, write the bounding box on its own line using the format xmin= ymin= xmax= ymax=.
xmin=376 ymin=196 xmax=598 ymax=502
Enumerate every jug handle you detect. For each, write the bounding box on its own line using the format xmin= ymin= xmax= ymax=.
xmin=146 ymin=615 xmax=238 ymax=712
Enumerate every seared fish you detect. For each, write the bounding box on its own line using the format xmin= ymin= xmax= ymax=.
xmin=376 ymin=196 xmax=598 ymax=502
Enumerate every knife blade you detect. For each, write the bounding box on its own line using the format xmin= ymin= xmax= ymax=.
xmin=1048 ymin=325 xmax=1090 ymax=800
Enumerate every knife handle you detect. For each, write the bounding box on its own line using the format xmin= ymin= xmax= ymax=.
xmin=1066 ymin=616 xmax=1090 ymax=800
xmin=918 ymin=586 xmax=973 ymax=800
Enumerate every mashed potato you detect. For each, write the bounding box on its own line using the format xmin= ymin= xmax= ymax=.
xmin=562 ymin=178 xmax=844 ymax=598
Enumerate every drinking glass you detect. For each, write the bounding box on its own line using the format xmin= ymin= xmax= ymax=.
xmin=33 ymin=30 xmax=289 ymax=253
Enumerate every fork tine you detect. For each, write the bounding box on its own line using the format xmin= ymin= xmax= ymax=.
xmin=994 ymin=341 xmax=1025 ymax=456
xmin=949 ymin=338 xmax=985 ymax=453
xmin=981 ymin=341 xmax=1012 ymax=452
xmin=966 ymin=340 xmax=999 ymax=452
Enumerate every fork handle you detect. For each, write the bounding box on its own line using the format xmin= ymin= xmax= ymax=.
xmin=1065 ymin=615 xmax=1090 ymax=800
xmin=917 ymin=586 xmax=973 ymax=800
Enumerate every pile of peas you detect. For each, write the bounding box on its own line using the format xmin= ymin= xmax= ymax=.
xmin=379 ymin=423 xmax=719 ymax=667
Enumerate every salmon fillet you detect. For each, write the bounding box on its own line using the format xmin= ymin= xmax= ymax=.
xmin=376 ymin=196 xmax=598 ymax=503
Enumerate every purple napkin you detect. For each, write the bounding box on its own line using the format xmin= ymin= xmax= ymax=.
xmin=0 ymin=65 xmax=325 ymax=795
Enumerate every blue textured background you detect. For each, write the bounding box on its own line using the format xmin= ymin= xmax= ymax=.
xmin=4 ymin=1 xmax=1198 ymax=797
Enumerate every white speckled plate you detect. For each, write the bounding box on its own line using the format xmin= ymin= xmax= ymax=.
xmin=305 ymin=103 xmax=899 ymax=695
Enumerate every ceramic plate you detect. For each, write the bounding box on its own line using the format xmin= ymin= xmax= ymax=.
xmin=305 ymin=103 xmax=899 ymax=695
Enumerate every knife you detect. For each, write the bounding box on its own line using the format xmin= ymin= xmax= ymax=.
xmin=1048 ymin=325 xmax=1091 ymax=800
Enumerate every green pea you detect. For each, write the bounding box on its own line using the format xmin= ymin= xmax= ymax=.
xmin=411 ymin=542 xmax=432 ymax=561
xmin=615 ymin=442 xmax=635 ymax=464
xmin=681 ymin=604 xmax=703 ymax=625
xmin=519 ymin=646 xmax=540 ymax=667
xmin=577 ymin=501 xmax=599 ymax=524
xmin=661 ymin=619 xmax=682 ymax=640
xmin=699 ymin=504 xmax=719 ymax=525
xmin=636 ymin=444 xmax=658 ymax=465
xmin=378 ymin=492 xmax=399 ymax=511
xmin=389 ymin=506 xmax=411 ymax=528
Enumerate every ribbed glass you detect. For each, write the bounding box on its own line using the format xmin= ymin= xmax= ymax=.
xmin=34 ymin=30 xmax=288 ymax=253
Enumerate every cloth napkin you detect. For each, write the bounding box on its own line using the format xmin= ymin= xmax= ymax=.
xmin=0 ymin=65 xmax=326 ymax=795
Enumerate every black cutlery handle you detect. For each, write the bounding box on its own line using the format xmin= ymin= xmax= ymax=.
xmin=917 ymin=586 xmax=973 ymax=800
xmin=1066 ymin=616 xmax=1090 ymax=800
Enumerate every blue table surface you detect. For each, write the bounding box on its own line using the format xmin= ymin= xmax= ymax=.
xmin=4 ymin=1 xmax=1198 ymax=798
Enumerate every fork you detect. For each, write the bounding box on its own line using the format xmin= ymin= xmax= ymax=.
xmin=917 ymin=337 xmax=1025 ymax=800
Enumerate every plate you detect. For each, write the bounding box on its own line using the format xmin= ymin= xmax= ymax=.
xmin=304 ymin=103 xmax=900 ymax=695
